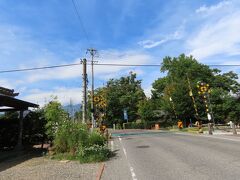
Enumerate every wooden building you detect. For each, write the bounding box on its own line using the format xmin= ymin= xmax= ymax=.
xmin=0 ymin=87 xmax=39 ymax=149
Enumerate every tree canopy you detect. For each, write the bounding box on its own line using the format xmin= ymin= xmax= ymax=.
xmin=95 ymin=72 xmax=145 ymax=127
xmin=151 ymin=54 xmax=240 ymax=124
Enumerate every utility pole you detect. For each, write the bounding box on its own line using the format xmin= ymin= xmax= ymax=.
xmin=87 ymin=48 xmax=97 ymax=128
xmin=82 ymin=58 xmax=87 ymax=124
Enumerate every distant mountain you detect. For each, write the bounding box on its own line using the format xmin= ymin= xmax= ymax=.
xmin=63 ymin=104 xmax=81 ymax=117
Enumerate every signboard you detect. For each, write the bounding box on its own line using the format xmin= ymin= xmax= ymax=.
xmin=123 ymin=109 xmax=128 ymax=122
xmin=207 ymin=113 xmax=212 ymax=121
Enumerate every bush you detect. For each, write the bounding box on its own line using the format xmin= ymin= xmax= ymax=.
xmin=52 ymin=121 xmax=110 ymax=163
xmin=116 ymin=123 xmax=122 ymax=129
xmin=53 ymin=121 xmax=88 ymax=155
xmin=77 ymin=144 xmax=111 ymax=163
xmin=88 ymin=131 xmax=106 ymax=146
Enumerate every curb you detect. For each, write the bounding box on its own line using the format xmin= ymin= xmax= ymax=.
xmin=96 ymin=163 xmax=105 ymax=180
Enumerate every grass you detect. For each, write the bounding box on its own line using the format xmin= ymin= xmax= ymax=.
xmin=51 ymin=153 xmax=77 ymax=161
xmin=50 ymin=146 xmax=112 ymax=164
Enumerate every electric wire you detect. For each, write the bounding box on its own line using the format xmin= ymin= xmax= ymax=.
xmin=0 ymin=63 xmax=81 ymax=73
xmin=1 ymin=62 xmax=240 ymax=74
xmin=71 ymin=0 xmax=91 ymax=45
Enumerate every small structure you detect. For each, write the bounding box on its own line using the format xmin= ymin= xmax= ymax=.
xmin=0 ymin=87 xmax=39 ymax=149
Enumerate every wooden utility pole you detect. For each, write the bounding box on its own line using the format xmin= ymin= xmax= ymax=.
xmin=82 ymin=59 xmax=87 ymax=124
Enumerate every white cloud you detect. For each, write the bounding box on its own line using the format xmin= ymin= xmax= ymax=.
xmin=26 ymin=60 xmax=82 ymax=82
xmin=138 ymin=39 xmax=167 ymax=49
xmin=94 ymin=50 xmax=151 ymax=76
xmin=22 ymin=87 xmax=83 ymax=107
xmin=20 ymin=50 xmax=152 ymax=106
xmin=24 ymin=50 xmax=152 ymax=82
xmin=0 ymin=79 xmax=15 ymax=89
xmin=138 ymin=27 xmax=183 ymax=49
xmin=188 ymin=0 xmax=240 ymax=61
xmin=196 ymin=0 xmax=232 ymax=13
xmin=0 ymin=25 xmax=61 ymax=67
xmin=144 ymin=87 xmax=152 ymax=98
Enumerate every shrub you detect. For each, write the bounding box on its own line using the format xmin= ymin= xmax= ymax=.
xmin=44 ymin=99 xmax=68 ymax=140
xmin=53 ymin=121 xmax=88 ymax=155
xmin=52 ymin=121 xmax=111 ymax=163
xmin=116 ymin=123 xmax=122 ymax=129
xmin=77 ymin=144 xmax=111 ymax=163
xmin=88 ymin=131 xmax=106 ymax=146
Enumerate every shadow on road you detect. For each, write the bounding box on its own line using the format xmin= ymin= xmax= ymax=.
xmin=136 ymin=145 xmax=150 ymax=148
xmin=0 ymin=147 xmax=46 ymax=172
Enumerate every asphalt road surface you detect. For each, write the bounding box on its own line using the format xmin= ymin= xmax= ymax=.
xmin=102 ymin=131 xmax=240 ymax=180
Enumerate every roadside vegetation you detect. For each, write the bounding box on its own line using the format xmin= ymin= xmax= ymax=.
xmin=94 ymin=54 xmax=240 ymax=129
xmin=44 ymin=99 xmax=111 ymax=163
xmin=1 ymin=54 xmax=240 ymax=152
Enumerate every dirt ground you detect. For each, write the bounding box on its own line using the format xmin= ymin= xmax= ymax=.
xmin=0 ymin=153 xmax=101 ymax=180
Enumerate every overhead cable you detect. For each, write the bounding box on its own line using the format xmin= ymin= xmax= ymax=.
xmin=0 ymin=62 xmax=240 ymax=74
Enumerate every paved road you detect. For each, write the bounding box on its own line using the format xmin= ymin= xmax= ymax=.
xmin=102 ymin=131 xmax=240 ymax=180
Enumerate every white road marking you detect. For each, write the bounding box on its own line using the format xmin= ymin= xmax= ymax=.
xmin=204 ymin=135 xmax=240 ymax=142
xmin=175 ymin=132 xmax=240 ymax=142
xmin=118 ymin=137 xmax=138 ymax=180
xmin=130 ymin=167 xmax=137 ymax=180
xmin=110 ymin=140 xmax=114 ymax=151
xmin=123 ymin=147 xmax=127 ymax=156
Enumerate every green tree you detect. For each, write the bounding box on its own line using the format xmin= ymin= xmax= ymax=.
xmin=74 ymin=111 xmax=82 ymax=122
xmin=152 ymin=54 xmax=240 ymax=125
xmin=23 ymin=109 xmax=46 ymax=145
xmin=100 ymin=72 xmax=145 ymax=126
xmin=44 ymin=98 xmax=68 ymax=139
xmin=138 ymin=99 xmax=156 ymax=121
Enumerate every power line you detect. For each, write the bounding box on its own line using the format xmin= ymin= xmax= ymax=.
xmin=1 ymin=63 xmax=240 ymax=74
xmin=94 ymin=63 xmax=240 ymax=67
xmin=71 ymin=0 xmax=91 ymax=45
xmin=0 ymin=63 xmax=81 ymax=73
xmin=95 ymin=63 xmax=162 ymax=67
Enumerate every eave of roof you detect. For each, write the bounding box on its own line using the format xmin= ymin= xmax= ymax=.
xmin=0 ymin=95 xmax=39 ymax=110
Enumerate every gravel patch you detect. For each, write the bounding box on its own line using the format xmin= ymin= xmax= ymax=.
xmin=0 ymin=156 xmax=100 ymax=180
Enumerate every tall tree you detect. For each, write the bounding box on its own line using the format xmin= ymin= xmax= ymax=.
xmin=152 ymin=54 xmax=240 ymax=124
xmin=99 ymin=72 xmax=145 ymax=126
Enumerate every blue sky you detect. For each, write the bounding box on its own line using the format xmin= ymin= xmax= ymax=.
xmin=0 ymin=0 xmax=240 ymax=105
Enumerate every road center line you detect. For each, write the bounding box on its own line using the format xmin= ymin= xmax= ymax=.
xmin=118 ymin=137 xmax=138 ymax=180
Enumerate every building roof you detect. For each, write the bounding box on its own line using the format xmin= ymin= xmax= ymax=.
xmin=0 ymin=95 xmax=39 ymax=112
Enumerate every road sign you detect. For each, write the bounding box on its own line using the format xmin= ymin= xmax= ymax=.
xmin=123 ymin=109 xmax=128 ymax=122
xmin=207 ymin=113 xmax=212 ymax=121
